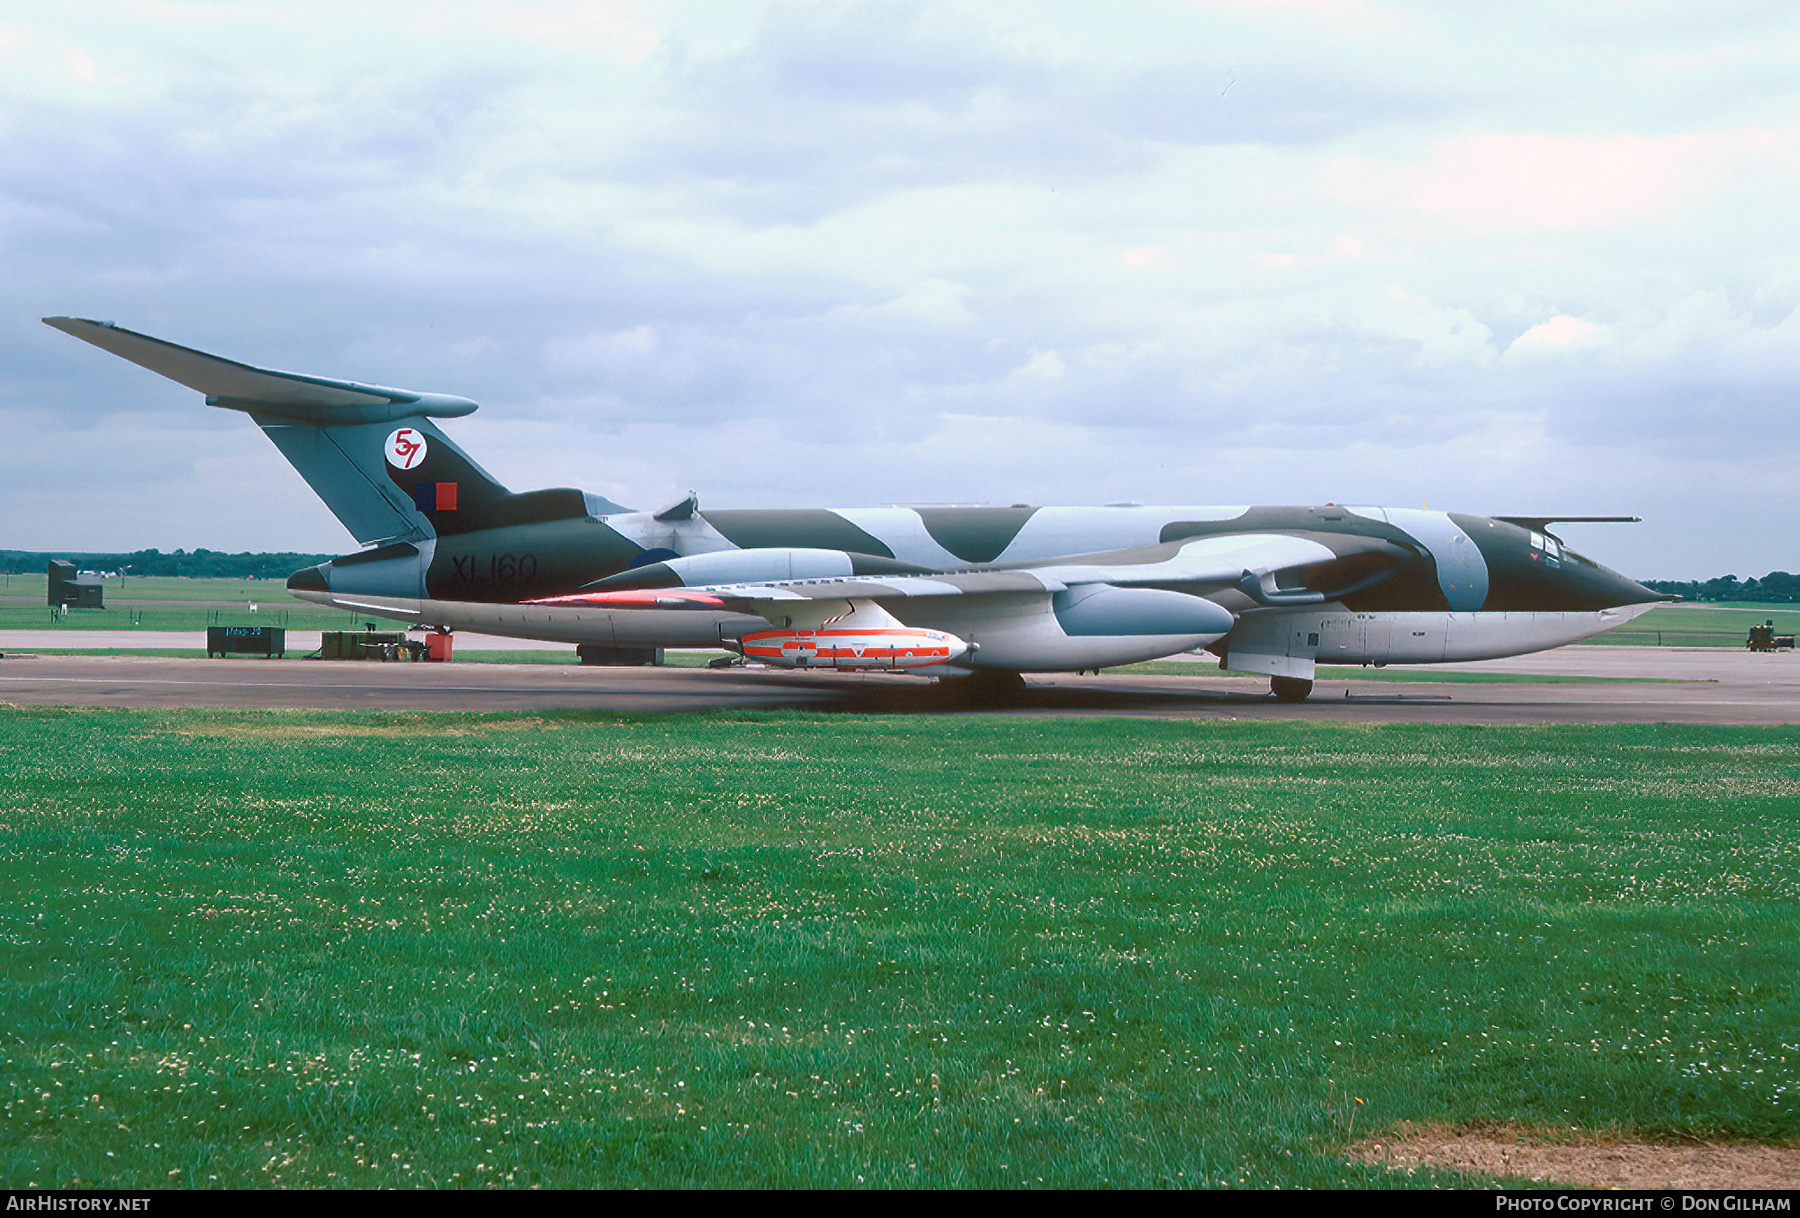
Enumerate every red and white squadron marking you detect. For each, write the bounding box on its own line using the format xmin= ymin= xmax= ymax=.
xmin=385 ymin=427 xmax=428 ymax=469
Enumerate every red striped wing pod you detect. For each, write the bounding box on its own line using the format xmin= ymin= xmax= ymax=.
xmin=741 ymin=626 xmax=968 ymax=671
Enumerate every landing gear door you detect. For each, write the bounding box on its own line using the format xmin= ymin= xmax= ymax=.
xmin=1288 ymin=619 xmax=1321 ymax=664
xmin=1357 ymin=614 xmax=1391 ymax=664
xmin=1221 ymin=608 xmax=1320 ymax=680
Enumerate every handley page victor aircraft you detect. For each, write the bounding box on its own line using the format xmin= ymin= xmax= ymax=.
xmin=46 ymin=317 xmax=1666 ymax=700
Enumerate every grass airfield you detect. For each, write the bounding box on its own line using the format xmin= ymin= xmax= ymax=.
xmin=2 ymin=709 xmax=1797 ymax=1188
xmin=0 ymin=573 xmax=381 ymax=634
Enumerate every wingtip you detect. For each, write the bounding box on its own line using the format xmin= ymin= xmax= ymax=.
xmin=43 ymin=316 xmax=114 ymax=331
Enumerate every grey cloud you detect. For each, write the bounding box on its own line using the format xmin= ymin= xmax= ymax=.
xmin=621 ymin=3 xmax=1472 ymax=224
xmin=5 ymin=2 xmax=1800 ymax=576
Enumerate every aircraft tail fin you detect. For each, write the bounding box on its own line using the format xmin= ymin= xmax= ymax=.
xmin=45 ymin=317 xmax=596 ymax=545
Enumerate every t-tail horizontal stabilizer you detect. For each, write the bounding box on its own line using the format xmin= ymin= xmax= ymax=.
xmin=42 ymin=317 xmax=478 ymax=425
xmin=41 ymin=317 xmax=574 ymax=547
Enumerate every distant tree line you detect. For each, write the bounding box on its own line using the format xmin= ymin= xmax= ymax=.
xmin=0 ymin=549 xmax=336 ymax=580
xmin=1642 ymin=572 xmax=1800 ymax=603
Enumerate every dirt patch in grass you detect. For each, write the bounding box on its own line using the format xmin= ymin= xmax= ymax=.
xmin=1350 ymin=1128 xmax=1800 ymax=1189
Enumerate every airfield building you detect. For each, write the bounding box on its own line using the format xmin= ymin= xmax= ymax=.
xmin=47 ymin=559 xmax=105 ymax=609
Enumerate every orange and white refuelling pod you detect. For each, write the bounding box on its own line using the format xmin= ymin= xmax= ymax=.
xmin=742 ymin=599 xmax=966 ymax=671
xmin=742 ymin=625 xmax=967 ymax=670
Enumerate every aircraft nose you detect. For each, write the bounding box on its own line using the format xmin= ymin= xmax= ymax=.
xmin=287 ymin=564 xmax=329 ymax=594
xmin=1608 ymin=570 xmax=1666 ymax=606
xmin=1572 ymin=554 xmax=1667 ymax=609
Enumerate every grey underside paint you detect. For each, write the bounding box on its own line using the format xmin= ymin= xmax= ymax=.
xmin=298 ymin=591 xmax=764 ymax=647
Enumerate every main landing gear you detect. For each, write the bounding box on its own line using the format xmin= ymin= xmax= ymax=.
xmin=1270 ymin=676 xmax=1313 ymax=703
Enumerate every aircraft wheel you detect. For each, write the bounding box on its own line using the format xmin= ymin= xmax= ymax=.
xmin=1270 ymin=676 xmax=1313 ymax=702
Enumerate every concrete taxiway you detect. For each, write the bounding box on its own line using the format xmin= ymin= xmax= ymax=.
xmin=1 ymin=646 xmax=1797 ymax=723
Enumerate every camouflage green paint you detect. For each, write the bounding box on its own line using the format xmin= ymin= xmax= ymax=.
xmin=426 ymin=518 xmax=641 ymax=602
xmin=704 ymin=509 xmax=896 ymax=558
xmin=1160 ymin=505 xmax=1413 ymax=547
xmin=1460 ymin=515 xmax=1651 ymax=611
xmin=917 ymin=506 xmax=1039 ymax=563
xmin=1160 ymin=508 xmax=1451 ymax=610
xmin=385 ymin=437 xmax=587 ymax=537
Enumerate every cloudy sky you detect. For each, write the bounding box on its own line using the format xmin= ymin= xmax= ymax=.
xmin=5 ymin=1 xmax=1798 ymax=578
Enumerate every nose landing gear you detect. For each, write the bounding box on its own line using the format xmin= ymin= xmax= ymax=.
xmin=1270 ymin=676 xmax=1313 ymax=702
